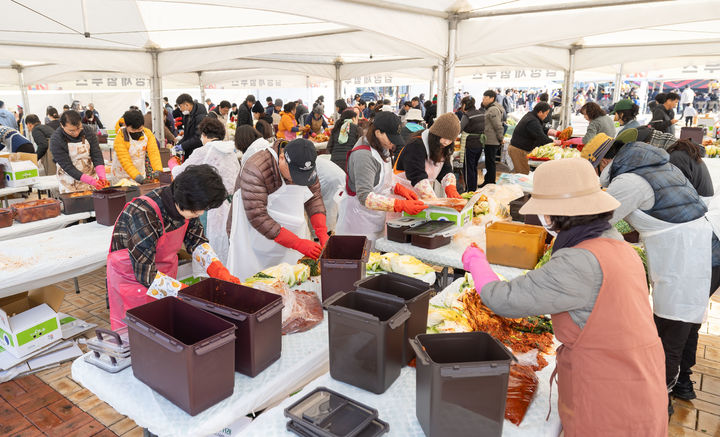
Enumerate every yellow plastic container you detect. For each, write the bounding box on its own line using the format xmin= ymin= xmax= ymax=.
xmin=486 ymin=222 xmax=547 ymax=269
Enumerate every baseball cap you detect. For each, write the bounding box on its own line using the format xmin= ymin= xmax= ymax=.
xmin=283 ymin=139 xmax=318 ymax=186
xmin=373 ymin=112 xmax=405 ymax=146
xmin=609 ymin=99 xmax=634 ymax=114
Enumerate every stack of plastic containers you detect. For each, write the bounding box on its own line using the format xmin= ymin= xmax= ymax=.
xmin=84 ymin=328 xmax=132 ymax=373
xmin=320 ymin=235 xmax=370 ymax=302
xmin=410 ymin=332 xmax=515 ymax=437
xmin=284 ymin=387 xmax=389 ymax=436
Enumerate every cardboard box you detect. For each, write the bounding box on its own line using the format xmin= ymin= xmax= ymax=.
xmin=403 ymin=192 xmax=483 ymax=228
xmin=0 ymin=153 xmax=39 ymax=187
xmin=0 ymin=287 xmax=64 ymax=358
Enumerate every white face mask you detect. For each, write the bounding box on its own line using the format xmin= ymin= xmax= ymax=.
xmin=182 ymin=110 xmax=190 ymax=115
xmin=538 ymin=215 xmax=558 ymax=237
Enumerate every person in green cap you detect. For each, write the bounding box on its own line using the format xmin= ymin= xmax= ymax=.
xmin=610 ymin=99 xmax=641 ymax=134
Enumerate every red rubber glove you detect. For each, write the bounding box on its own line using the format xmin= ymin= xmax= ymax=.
xmin=393 ymin=199 xmax=428 ymax=215
xmin=310 ymin=214 xmax=329 ymax=247
xmin=274 ymin=227 xmax=322 ymax=259
xmin=207 ymin=260 xmax=241 ymax=284
xmin=393 ymin=183 xmax=418 ymax=200
xmin=444 ymin=185 xmax=462 ymax=199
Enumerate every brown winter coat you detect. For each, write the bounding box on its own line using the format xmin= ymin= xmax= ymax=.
xmin=227 ymin=142 xmax=325 ymax=239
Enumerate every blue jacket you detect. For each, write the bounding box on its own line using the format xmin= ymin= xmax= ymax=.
xmin=0 ymin=109 xmax=17 ymax=129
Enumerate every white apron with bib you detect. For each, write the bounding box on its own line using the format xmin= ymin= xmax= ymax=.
xmin=628 ymin=198 xmax=720 ymax=323
xmin=227 ymin=147 xmax=312 ymax=280
xmin=56 ymin=138 xmax=97 ymax=193
xmin=335 ymin=147 xmax=393 ymax=243
xmin=392 ymin=129 xmax=445 ymax=196
xmin=111 ymin=128 xmax=148 ymax=184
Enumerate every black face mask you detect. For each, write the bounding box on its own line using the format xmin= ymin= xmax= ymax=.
xmin=129 ymin=131 xmax=143 ymax=140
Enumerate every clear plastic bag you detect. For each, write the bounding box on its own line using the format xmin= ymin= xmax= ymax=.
xmin=505 ymin=364 xmax=539 ymax=426
xmin=248 ymin=280 xmax=323 ymax=335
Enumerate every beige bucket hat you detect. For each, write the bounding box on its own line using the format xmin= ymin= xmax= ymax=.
xmin=519 ymin=158 xmax=620 ymax=216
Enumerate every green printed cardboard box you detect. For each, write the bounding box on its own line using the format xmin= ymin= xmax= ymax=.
xmin=0 ymin=153 xmax=39 ymax=188
xmin=403 ymin=192 xmax=483 ymax=228
xmin=0 ymin=286 xmax=64 ymax=358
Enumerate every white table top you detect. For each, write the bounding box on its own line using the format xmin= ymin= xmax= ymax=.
xmin=0 ymin=222 xmax=112 ymax=297
xmin=72 ymin=281 xmax=331 ymax=437
xmin=313 ymin=141 xmax=328 ymax=151
xmin=0 ymin=212 xmax=93 ymax=242
xmin=31 ymin=175 xmax=60 ymax=191
xmin=0 ymin=185 xmax=30 ymax=197
xmin=702 ymin=157 xmax=720 ymax=193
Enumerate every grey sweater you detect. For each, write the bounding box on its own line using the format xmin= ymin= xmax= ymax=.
xmin=582 ymin=115 xmax=616 ymax=144
xmin=346 ymin=137 xmax=387 ymax=204
xmin=482 ymin=228 xmax=623 ymax=329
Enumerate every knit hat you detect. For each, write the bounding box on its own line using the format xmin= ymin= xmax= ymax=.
xmin=429 ymin=113 xmax=461 ymax=140
xmin=251 ymin=101 xmax=264 ymax=114
xmin=274 ymin=99 xmax=283 ymax=107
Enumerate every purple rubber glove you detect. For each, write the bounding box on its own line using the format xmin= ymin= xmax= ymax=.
xmin=462 ymin=245 xmax=499 ymax=296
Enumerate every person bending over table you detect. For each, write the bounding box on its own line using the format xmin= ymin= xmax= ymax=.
xmin=49 ymin=109 xmax=107 ymax=192
xmin=393 ymin=112 xmax=463 ymax=200
xmin=508 ymin=102 xmax=556 ymax=175
xmin=110 ymin=109 xmax=163 ymax=184
xmin=107 ymin=164 xmax=239 ymax=329
xmin=462 ymin=158 xmax=667 ymax=436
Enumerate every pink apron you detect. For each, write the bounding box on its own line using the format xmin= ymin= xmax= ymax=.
xmin=107 ymin=195 xmax=189 ymax=329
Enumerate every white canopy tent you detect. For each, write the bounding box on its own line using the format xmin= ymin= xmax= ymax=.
xmin=3 ymin=0 xmax=720 ymax=140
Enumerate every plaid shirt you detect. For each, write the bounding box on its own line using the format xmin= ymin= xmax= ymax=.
xmin=110 ymin=187 xmax=207 ymax=287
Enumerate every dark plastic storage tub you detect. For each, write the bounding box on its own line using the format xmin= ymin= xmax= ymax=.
xmin=159 ymin=147 xmax=172 ymax=167
xmin=410 ymin=332 xmax=515 ymax=437
xmin=386 ymin=217 xmax=425 ymax=243
xmin=112 ymin=185 xmax=140 ymax=203
xmin=158 ymin=171 xmax=172 ymax=184
xmin=93 ymin=188 xmax=127 ymax=226
xmin=354 ymin=273 xmax=433 ymax=364
xmin=404 ymin=220 xmax=455 ymax=249
xmin=0 ymin=208 xmax=12 ymax=228
xmin=325 ymin=291 xmax=410 ymax=394
xmin=59 ymin=192 xmax=94 ymax=214
xmin=509 ymin=194 xmax=530 ymax=222
xmin=12 ymin=199 xmax=62 ymax=222
xmin=179 ymin=278 xmax=283 ymax=377
xmin=139 ymin=182 xmax=170 ymax=196
xmin=320 ymin=235 xmax=371 ymax=302
xmin=124 ymin=297 xmax=236 ymax=416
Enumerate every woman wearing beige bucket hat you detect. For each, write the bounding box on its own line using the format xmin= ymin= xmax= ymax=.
xmin=462 ymin=158 xmax=667 ymax=436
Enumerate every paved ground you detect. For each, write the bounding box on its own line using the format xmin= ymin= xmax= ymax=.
xmin=1 ymin=266 xmax=719 ymax=436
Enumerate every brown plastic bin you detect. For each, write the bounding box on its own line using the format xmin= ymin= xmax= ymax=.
xmin=680 ymin=126 xmax=704 ymax=144
xmin=179 ymin=278 xmax=283 ymax=377
xmin=325 ymin=290 xmax=410 ymax=394
xmin=158 ymin=171 xmax=172 ymax=184
xmin=93 ymin=188 xmax=127 ymax=226
xmin=12 ymin=199 xmax=62 ymax=223
xmin=410 ymin=332 xmax=515 ymax=437
xmin=404 ymin=220 xmax=455 ymax=250
xmin=124 ymin=297 xmax=236 ymax=416
xmin=354 ymin=273 xmax=433 ymax=364
xmin=59 ymin=192 xmax=94 ymax=214
xmin=486 ymin=222 xmax=547 ymax=269
xmin=111 ymin=185 xmax=140 ymax=203
xmin=159 ymin=147 xmax=172 ymax=167
xmin=139 ymin=182 xmax=170 ymax=196
xmin=0 ymin=208 xmax=12 ymax=228
xmin=386 ymin=217 xmax=425 ymax=243
xmin=320 ymin=235 xmax=371 ymax=302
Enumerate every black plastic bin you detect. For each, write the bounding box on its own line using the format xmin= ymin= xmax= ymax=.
xmin=124 ymin=297 xmax=236 ymax=416
xmin=320 ymin=235 xmax=371 ymax=302
xmin=179 ymin=278 xmax=283 ymax=377
xmin=113 ymin=185 xmax=140 ymax=203
xmin=59 ymin=192 xmax=94 ymax=214
xmin=92 ymin=188 xmax=127 ymax=226
xmin=410 ymin=332 xmax=515 ymax=437
xmin=325 ymin=290 xmax=410 ymax=394
xmin=354 ymin=273 xmax=433 ymax=364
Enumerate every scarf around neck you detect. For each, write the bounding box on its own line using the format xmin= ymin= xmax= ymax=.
xmin=552 ymin=219 xmax=611 ymax=253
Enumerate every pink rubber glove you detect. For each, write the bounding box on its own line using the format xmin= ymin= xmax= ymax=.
xmin=95 ymin=165 xmax=107 ymax=181
xmin=462 ymin=245 xmax=499 ymax=295
xmin=80 ymin=174 xmax=99 ymax=188
xmin=168 ymin=157 xmax=179 ymax=170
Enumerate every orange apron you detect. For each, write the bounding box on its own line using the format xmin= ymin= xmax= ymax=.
xmin=551 ymin=237 xmax=667 ymax=436
xmin=106 ymin=195 xmax=188 ymax=329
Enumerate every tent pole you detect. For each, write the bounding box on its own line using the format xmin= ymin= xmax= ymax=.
xmin=613 ymin=64 xmax=623 ymax=103
xmin=429 ymin=65 xmax=437 ymax=100
xmin=562 ymin=47 xmax=576 ymax=128
xmin=197 ymin=72 xmax=206 ymax=104
xmin=151 ymin=50 xmax=165 ymax=148
xmin=13 ymin=64 xmax=30 ymax=116
xmin=334 ymin=62 xmax=342 ymax=103
xmin=445 ymin=17 xmax=458 ymax=114
xmin=438 ymin=60 xmax=447 ymax=114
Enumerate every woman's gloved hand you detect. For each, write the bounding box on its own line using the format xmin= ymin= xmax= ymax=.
xmin=462 ymin=244 xmax=499 ymax=295
xmin=310 ymin=214 xmax=329 ymax=247
xmin=444 ymin=185 xmax=463 ymax=199
xmin=394 ymin=199 xmax=428 ymax=216
xmin=80 ymin=174 xmax=103 ymax=189
xmin=393 ymin=183 xmax=419 ymax=200
xmin=134 ymin=175 xmax=146 ymax=184
xmin=146 ymin=272 xmax=187 ymax=298
xmin=192 ymin=243 xmax=241 ymax=283
xmin=274 ymin=228 xmax=322 ymax=259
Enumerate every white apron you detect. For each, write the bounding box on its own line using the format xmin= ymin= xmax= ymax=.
xmin=315 ymin=157 xmax=345 ymax=233
xmin=392 ymin=129 xmax=445 ymax=196
xmin=227 ymin=147 xmax=312 ymax=280
xmin=335 ymin=146 xmax=393 ymax=243
xmin=111 ymin=128 xmax=148 ymax=183
xmin=56 ymin=138 xmax=96 ymax=193
xmin=628 ymin=199 xmax=720 ymax=323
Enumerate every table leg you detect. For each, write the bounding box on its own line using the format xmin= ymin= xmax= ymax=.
xmin=74 ymin=277 xmax=80 ymax=294
xmin=440 ymin=267 xmax=449 ymax=289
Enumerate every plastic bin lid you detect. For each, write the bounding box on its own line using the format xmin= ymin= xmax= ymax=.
xmin=386 ymin=217 xmax=426 ymax=228
xmin=403 ymin=220 xmax=456 ymax=237
xmin=287 ymin=418 xmax=389 ymax=437
xmin=284 ymin=387 xmax=380 ymax=437
xmin=85 ymin=328 xmax=130 ymax=355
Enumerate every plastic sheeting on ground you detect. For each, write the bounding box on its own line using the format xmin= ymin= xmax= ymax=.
xmin=241 ymin=357 xmax=561 ymax=437
xmin=0 ymin=212 xmax=93 ymax=242
xmin=0 ymin=222 xmax=112 ymax=297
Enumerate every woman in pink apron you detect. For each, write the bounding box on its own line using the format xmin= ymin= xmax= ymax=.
xmin=392 ymin=112 xmax=463 ymax=200
xmin=462 ymin=158 xmax=667 ymax=436
xmin=107 ymin=164 xmax=240 ymax=329
xmin=48 ymin=110 xmax=107 ymax=192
